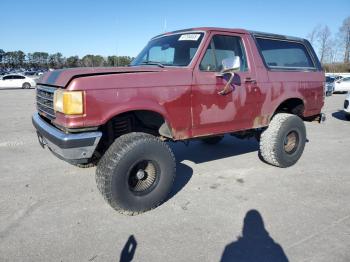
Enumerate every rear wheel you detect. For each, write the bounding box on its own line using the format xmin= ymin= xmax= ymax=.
xmin=22 ymin=82 xmax=31 ymax=89
xmin=201 ymin=136 xmax=224 ymax=145
xmin=259 ymin=113 xmax=306 ymax=167
xmin=96 ymin=132 xmax=176 ymax=215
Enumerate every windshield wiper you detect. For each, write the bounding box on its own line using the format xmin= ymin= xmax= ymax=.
xmin=139 ymin=61 xmax=165 ymax=68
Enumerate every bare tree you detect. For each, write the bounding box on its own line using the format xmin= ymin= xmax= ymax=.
xmin=307 ymin=25 xmax=321 ymax=47
xmin=317 ymin=25 xmax=332 ymax=63
xmin=328 ymin=39 xmax=339 ymax=63
xmin=339 ymin=16 xmax=350 ymax=63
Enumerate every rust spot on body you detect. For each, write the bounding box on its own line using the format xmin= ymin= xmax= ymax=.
xmin=253 ymin=115 xmax=270 ymax=128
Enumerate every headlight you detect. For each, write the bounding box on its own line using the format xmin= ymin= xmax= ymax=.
xmin=54 ymin=90 xmax=84 ymax=115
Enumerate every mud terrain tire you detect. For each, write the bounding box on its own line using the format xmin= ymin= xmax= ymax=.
xmin=96 ymin=132 xmax=176 ymax=215
xmin=259 ymin=113 xmax=306 ymax=167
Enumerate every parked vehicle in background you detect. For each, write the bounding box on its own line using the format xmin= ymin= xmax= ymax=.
xmin=0 ymin=74 xmax=36 ymax=88
xmin=344 ymin=93 xmax=350 ymax=120
xmin=325 ymin=73 xmax=350 ymax=80
xmin=334 ymin=75 xmax=344 ymax=81
xmin=25 ymin=71 xmax=37 ymax=76
xmin=32 ymin=27 xmax=325 ymax=215
xmin=334 ymin=77 xmax=350 ymax=93
xmin=325 ymin=76 xmax=335 ymax=96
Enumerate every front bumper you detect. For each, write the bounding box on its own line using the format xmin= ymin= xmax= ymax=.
xmin=32 ymin=113 xmax=102 ymax=163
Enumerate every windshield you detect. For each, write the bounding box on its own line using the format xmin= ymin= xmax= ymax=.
xmin=131 ymin=32 xmax=204 ymax=67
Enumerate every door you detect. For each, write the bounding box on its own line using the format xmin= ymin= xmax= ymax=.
xmin=191 ymin=33 xmax=260 ymax=137
xmin=12 ymin=75 xmax=25 ymax=87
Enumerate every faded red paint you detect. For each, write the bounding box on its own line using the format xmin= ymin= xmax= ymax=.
xmin=38 ymin=27 xmax=324 ymax=140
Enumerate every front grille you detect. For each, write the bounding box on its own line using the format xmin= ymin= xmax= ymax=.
xmin=344 ymin=100 xmax=349 ymax=109
xmin=36 ymin=85 xmax=56 ymax=120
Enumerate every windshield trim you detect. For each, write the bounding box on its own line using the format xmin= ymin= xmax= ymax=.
xmin=132 ymin=30 xmax=207 ymax=69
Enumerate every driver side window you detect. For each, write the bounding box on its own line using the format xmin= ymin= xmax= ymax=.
xmin=199 ymin=35 xmax=248 ymax=72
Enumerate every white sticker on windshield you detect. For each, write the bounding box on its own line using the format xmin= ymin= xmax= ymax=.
xmin=178 ymin=34 xmax=201 ymax=41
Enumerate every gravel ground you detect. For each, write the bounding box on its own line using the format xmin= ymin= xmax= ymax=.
xmin=0 ymin=88 xmax=349 ymax=262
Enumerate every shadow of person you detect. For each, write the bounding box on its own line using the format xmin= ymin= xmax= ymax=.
xmin=119 ymin=235 xmax=137 ymax=262
xmin=332 ymin=110 xmax=349 ymax=121
xmin=220 ymin=210 xmax=289 ymax=262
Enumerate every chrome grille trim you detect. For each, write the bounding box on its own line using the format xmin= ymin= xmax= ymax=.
xmin=36 ymin=93 xmax=53 ymax=101
xmin=36 ymin=85 xmax=56 ymax=120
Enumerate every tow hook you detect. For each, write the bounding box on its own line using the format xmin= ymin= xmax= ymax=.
xmin=37 ymin=132 xmax=47 ymax=149
xmin=319 ymin=113 xmax=326 ymax=123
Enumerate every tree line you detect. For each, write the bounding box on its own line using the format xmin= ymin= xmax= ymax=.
xmin=307 ymin=16 xmax=350 ymax=72
xmin=0 ymin=50 xmax=133 ymax=69
xmin=1 ymin=16 xmax=349 ymax=72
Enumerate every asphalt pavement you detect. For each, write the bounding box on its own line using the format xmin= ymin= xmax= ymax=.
xmin=0 ymin=88 xmax=349 ymax=261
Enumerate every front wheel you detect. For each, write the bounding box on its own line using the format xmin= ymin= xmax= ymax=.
xmin=96 ymin=132 xmax=176 ymax=215
xmin=22 ymin=82 xmax=31 ymax=89
xmin=259 ymin=113 xmax=306 ymax=167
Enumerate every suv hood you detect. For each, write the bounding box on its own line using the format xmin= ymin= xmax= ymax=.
xmin=38 ymin=67 xmax=164 ymax=87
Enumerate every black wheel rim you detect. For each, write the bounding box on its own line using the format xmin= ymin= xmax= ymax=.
xmin=128 ymin=160 xmax=158 ymax=194
xmin=283 ymin=131 xmax=299 ymax=154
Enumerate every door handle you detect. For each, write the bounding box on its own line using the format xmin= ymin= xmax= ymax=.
xmin=245 ymin=77 xmax=256 ymax=84
xmin=218 ymin=84 xmax=233 ymax=96
xmin=218 ymin=72 xmax=235 ymax=96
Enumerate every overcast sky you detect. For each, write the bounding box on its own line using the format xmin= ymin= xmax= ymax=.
xmin=1 ymin=0 xmax=349 ymax=57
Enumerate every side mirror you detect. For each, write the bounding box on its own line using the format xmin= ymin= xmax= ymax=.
xmin=216 ymin=56 xmax=240 ymax=96
xmin=221 ymin=56 xmax=241 ymax=74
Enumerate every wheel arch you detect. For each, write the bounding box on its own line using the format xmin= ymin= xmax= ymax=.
xmin=101 ymin=108 xmax=174 ymax=141
xmin=272 ymin=97 xmax=306 ymax=119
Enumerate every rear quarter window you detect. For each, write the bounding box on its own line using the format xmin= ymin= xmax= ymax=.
xmin=256 ymin=38 xmax=315 ymax=70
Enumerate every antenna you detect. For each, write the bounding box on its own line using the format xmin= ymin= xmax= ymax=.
xmin=163 ymin=18 xmax=167 ymax=32
xmin=116 ymin=18 xmax=119 ymax=67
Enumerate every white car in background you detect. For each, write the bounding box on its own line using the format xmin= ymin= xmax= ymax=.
xmin=0 ymin=74 xmax=36 ymax=89
xmin=334 ymin=77 xmax=350 ymax=93
xmin=325 ymin=76 xmax=335 ymax=96
xmin=344 ymin=93 xmax=350 ymax=120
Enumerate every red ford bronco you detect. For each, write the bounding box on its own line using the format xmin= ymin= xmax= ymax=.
xmin=32 ymin=28 xmax=325 ymax=215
